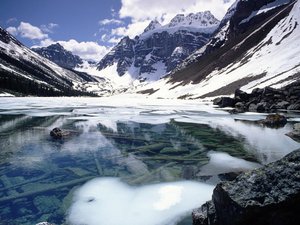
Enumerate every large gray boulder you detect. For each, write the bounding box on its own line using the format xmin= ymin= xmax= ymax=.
xmin=193 ymin=149 xmax=300 ymax=225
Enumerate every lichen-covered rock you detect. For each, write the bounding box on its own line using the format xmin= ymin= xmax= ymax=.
xmin=193 ymin=149 xmax=300 ymax=225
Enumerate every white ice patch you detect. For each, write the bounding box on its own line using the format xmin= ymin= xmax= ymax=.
xmin=198 ymin=151 xmax=261 ymax=176
xmin=67 ymin=178 xmax=214 ymax=225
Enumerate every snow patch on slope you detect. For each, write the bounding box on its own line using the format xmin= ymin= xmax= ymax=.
xmin=140 ymin=0 xmax=300 ymax=99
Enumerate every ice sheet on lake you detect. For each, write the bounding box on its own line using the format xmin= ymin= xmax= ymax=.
xmin=67 ymin=177 xmax=214 ymax=225
xmin=198 ymin=151 xmax=261 ymax=176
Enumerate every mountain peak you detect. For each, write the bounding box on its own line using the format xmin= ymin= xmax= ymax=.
xmin=169 ymin=11 xmax=220 ymax=28
xmin=144 ymin=20 xmax=162 ymax=33
xmin=48 ymin=42 xmax=64 ymax=50
xmin=32 ymin=43 xmax=83 ymax=69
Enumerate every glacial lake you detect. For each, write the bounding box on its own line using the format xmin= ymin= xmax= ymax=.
xmin=0 ymin=96 xmax=299 ymax=225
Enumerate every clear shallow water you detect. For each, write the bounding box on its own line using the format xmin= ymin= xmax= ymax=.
xmin=0 ymin=96 xmax=299 ymax=225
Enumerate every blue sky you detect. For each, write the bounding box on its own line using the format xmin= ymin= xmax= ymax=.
xmin=0 ymin=0 xmax=234 ymax=61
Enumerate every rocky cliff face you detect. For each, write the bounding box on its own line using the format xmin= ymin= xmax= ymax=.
xmin=137 ymin=0 xmax=299 ymax=99
xmin=32 ymin=43 xmax=83 ymax=69
xmin=193 ymin=149 xmax=300 ymax=225
xmin=97 ymin=11 xmax=220 ymax=80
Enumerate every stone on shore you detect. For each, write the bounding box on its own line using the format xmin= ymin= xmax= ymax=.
xmin=193 ymin=149 xmax=300 ymax=225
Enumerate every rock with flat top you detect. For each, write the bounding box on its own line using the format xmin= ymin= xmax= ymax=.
xmin=193 ymin=149 xmax=300 ymax=225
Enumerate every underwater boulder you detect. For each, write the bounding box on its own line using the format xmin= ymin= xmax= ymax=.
xmin=50 ymin=127 xmax=71 ymax=139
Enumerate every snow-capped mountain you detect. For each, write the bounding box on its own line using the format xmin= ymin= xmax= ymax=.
xmin=0 ymin=27 xmax=98 ymax=96
xmin=137 ymin=0 xmax=300 ymax=99
xmin=32 ymin=43 xmax=83 ymax=69
xmin=96 ymin=11 xmax=220 ymax=82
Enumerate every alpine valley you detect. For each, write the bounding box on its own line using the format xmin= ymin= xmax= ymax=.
xmin=1 ymin=0 xmax=299 ymax=98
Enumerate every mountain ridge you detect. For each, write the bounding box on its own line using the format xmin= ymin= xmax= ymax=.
xmin=95 ymin=11 xmax=220 ymax=81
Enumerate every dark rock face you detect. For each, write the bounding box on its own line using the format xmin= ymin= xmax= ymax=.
xmin=32 ymin=43 xmax=83 ymax=69
xmin=97 ymin=36 xmax=135 ymax=76
xmin=193 ymin=149 xmax=300 ymax=225
xmin=214 ymin=81 xmax=300 ymax=113
xmin=98 ymin=31 xmax=211 ymax=78
xmin=169 ymin=0 xmax=295 ymax=86
xmin=97 ymin=12 xmax=219 ymax=79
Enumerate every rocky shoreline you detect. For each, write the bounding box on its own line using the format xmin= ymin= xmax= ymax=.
xmin=192 ymin=149 xmax=300 ymax=225
xmin=213 ymin=81 xmax=300 ymax=113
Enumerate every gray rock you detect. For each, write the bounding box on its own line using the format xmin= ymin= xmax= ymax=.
xmin=260 ymin=114 xmax=287 ymax=128
xmin=213 ymin=97 xmax=236 ymax=108
xmin=193 ymin=149 xmax=300 ymax=225
xmin=248 ymin=103 xmax=258 ymax=112
xmin=50 ymin=127 xmax=71 ymax=139
xmin=286 ymin=123 xmax=300 ymax=142
xmin=270 ymin=101 xmax=290 ymax=110
xmin=287 ymin=101 xmax=300 ymax=110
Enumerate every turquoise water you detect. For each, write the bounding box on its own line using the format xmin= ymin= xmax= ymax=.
xmin=0 ymin=97 xmax=299 ymax=225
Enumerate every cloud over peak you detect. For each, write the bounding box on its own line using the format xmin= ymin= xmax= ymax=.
xmin=7 ymin=22 xmax=49 ymax=40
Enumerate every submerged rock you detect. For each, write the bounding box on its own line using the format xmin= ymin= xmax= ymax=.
xmin=286 ymin=123 xmax=300 ymax=143
xmin=193 ymin=149 xmax=300 ymax=225
xmin=259 ymin=114 xmax=287 ymax=128
xmin=50 ymin=127 xmax=71 ymax=139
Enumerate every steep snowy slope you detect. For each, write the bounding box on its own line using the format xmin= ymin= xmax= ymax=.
xmin=95 ymin=11 xmax=220 ymax=82
xmin=0 ymin=27 xmax=98 ymax=96
xmin=137 ymin=0 xmax=299 ymax=99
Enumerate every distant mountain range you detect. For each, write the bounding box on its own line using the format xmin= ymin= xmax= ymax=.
xmin=0 ymin=27 xmax=99 ymax=96
xmin=96 ymin=11 xmax=220 ymax=81
xmin=1 ymin=0 xmax=299 ymax=98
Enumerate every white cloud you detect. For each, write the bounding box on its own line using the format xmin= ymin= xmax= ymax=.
xmin=6 ymin=22 xmax=57 ymax=40
xmin=105 ymin=0 xmax=235 ymax=42
xmin=18 ymin=22 xmax=48 ymax=40
xmin=99 ymin=19 xmax=124 ymax=26
xmin=38 ymin=39 xmax=109 ymax=61
xmin=119 ymin=0 xmax=235 ymax=22
xmin=39 ymin=38 xmax=55 ymax=47
xmin=6 ymin=17 xmax=17 ymax=25
xmin=111 ymin=20 xmax=151 ymax=38
xmin=40 ymin=23 xmax=59 ymax=33
xmin=108 ymin=36 xmax=122 ymax=44
xmin=6 ymin=26 xmax=18 ymax=36
xmin=5 ymin=22 xmax=48 ymax=40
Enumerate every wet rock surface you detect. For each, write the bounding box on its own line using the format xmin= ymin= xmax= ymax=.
xmin=259 ymin=114 xmax=287 ymax=128
xmin=214 ymin=82 xmax=300 ymax=113
xmin=193 ymin=149 xmax=300 ymax=225
xmin=286 ymin=123 xmax=300 ymax=142
xmin=50 ymin=127 xmax=71 ymax=139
